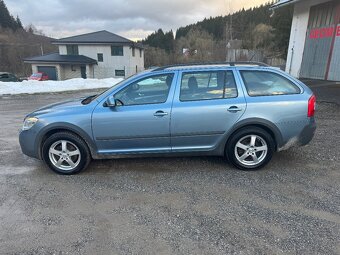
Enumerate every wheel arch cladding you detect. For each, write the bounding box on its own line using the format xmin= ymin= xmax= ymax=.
xmin=37 ymin=124 xmax=97 ymax=159
xmin=225 ymin=118 xmax=283 ymax=152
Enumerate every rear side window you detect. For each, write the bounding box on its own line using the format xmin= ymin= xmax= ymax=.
xmin=240 ymin=71 xmax=301 ymax=96
xmin=180 ymin=71 xmax=237 ymax=101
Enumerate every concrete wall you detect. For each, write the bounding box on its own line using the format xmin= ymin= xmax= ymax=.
xmin=59 ymin=44 xmax=144 ymax=79
xmin=285 ymin=0 xmax=332 ymax=77
xmin=61 ymin=65 xmax=82 ymax=80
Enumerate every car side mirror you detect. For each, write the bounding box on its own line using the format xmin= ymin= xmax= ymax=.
xmin=105 ymin=97 xmax=116 ymax=107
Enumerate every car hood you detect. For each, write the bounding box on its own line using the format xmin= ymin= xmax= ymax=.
xmin=28 ymin=97 xmax=88 ymax=117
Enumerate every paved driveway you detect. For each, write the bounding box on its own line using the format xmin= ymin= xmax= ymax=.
xmin=0 ymin=88 xmax=339 ymax=254
xmin=302 ymin=79 xmax=340 ymax=105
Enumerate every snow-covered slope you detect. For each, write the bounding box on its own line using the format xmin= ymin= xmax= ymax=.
xmin=0 ymin=78 xmax=123 ymax=95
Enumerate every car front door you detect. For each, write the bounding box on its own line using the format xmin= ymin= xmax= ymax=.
xmin=171 ymin=69 xmax=246 ymax=152
xmin=92 ymin=72 xmax=176 ymax=155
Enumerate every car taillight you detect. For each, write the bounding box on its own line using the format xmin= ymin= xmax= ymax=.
xmin=308 ymin=95 xmax=316 ymax=117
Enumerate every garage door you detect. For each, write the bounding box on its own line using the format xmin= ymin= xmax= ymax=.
xmin=300 ymin=1 xmax=340 ymax=81
xmin=37 ymin=66 xmax=57 ymax=80
xmin=300 ymin=1 xmax=335 ymax=79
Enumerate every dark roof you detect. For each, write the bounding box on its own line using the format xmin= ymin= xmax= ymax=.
xmin=52 ymin=30 xmax=143 ymax=48
xmin=24 ymin=53 xmax=97 ymax=65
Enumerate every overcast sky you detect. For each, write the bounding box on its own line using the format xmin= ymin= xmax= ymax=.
xmin=6 ymin=0 xmax=268 ymax=40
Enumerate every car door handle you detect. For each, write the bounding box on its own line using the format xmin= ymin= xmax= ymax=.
xmin=154 ymin=111 xmax=168 ymax=117
xmin=228 ymin=106 xmax=243 ymax=112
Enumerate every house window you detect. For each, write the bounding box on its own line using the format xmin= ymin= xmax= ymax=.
xmin=111 ymin=46 xmax=123 ymax=56
xmin=132 ymin=47 xmax=135 ymax=57
xmin=97 ymin=53 xmax=103 ymax=62
xmin=139 ymin=49 xmax=142 ymax=58
xmin=115 ymin=69 xmax=125 ymax=77
xmin=66 ymin=45 xmax=79 ymax=55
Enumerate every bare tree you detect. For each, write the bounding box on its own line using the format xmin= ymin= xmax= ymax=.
xmin=174 ymin=28 xmax=225 ymax=63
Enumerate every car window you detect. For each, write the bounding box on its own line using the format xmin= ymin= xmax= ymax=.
xmin=0 ymin=74 xmax=9 ymax=79
xmin=180 ymin=71 xmax=237 ymax=101
xmin=225 ymin=71 xmax=238 ymax=98
xmin=240 ymin=71 xmax=301 ymax=96
xmin=115 ymin=73 xmax=174 ymax=106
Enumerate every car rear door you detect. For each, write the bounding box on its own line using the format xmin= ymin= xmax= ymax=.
xmin=170 ymin=69 xmax=246 ymax=152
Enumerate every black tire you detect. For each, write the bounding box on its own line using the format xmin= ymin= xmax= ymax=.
xmin=226 ymin=127 xmax=275 ymax=171
xmin=42 ymin=132 xmax=91 ymax=175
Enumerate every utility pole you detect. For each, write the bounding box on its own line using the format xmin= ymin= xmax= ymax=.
xmin=40 ymin=44 xmax=44 ymax=56
xmin=229 ymin=6 xmax=233 ymax=41
xmin=225 ymin=0 xmax=233 ymax=61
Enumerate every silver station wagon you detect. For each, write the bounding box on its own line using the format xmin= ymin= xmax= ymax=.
xmin=19 ymin=62 xmax=316 ymax=174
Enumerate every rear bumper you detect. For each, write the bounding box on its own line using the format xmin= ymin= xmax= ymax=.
xmin=298 ymin=118 xmax=317 ymax=146
xmin=278 ymin=118 xmax=316 ymax=151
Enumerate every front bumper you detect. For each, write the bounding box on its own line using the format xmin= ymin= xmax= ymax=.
xmin=19 ymin=129 xmax=40 ymax=159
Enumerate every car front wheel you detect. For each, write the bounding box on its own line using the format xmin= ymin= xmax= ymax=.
xmin=226 ymin=127 xmax=275 ymax=170
xmin=42 ymin=132 xmax=91 ymax=174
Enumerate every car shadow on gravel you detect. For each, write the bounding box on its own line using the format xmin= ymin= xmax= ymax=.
xmin=87 ymin=156 xmax=232 ymax=174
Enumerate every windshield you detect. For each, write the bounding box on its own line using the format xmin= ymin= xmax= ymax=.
xmin=32 ymin=73 xmax=42 ymax=77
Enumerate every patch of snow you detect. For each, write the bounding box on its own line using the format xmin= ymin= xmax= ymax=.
xmin=0 ymin=78 xmax=123 ymax=95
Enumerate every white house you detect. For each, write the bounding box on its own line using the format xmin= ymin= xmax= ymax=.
xmin=271 ymin=0 xmax=340 ymax=81
xmin=24 ymin=30 xmax=144 ymax=80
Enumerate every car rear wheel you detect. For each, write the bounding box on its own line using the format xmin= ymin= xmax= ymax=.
xmin=226 ymin=127 xmax=275 ymax=170
xmin=42 ymin=132 xmax=91 ymax=174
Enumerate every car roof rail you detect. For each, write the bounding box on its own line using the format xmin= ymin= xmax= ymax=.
xmin=152 ymin=61 xmax=269 ymax=71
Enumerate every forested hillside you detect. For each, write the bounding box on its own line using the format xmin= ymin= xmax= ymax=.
xmin=0 ymin=0 xmax=56 ymax=76
xmin=143 ymin=2 xmax=293 ymax=67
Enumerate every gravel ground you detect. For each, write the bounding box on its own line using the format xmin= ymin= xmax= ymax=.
xmin=0 ymin=87 xmax=339 ymax=255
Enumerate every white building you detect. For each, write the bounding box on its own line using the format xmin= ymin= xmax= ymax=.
xmin=24 ymin=30 xmax=144 ymax=80
xmin=272 ymin=0 xmax=340 ymax=81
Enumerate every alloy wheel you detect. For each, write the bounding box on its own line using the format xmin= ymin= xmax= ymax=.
xmin=48 ymin=140 xmax=81 ymax=171
xmin=234 ymin=135 xmax=268 ymax=166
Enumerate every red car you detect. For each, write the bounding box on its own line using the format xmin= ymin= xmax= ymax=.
xmin=28 ymin=72 xmax=49 ymax=81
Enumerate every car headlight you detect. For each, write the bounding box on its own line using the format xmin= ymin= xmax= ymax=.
xmin=22 ymin=117 xmax=39 ymax=131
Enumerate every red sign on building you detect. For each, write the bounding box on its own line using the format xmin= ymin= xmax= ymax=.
xmin=310 ymin=27 xmax=334 ymax=38
xmin=310 ymin=26 xmax=340 ymax=39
